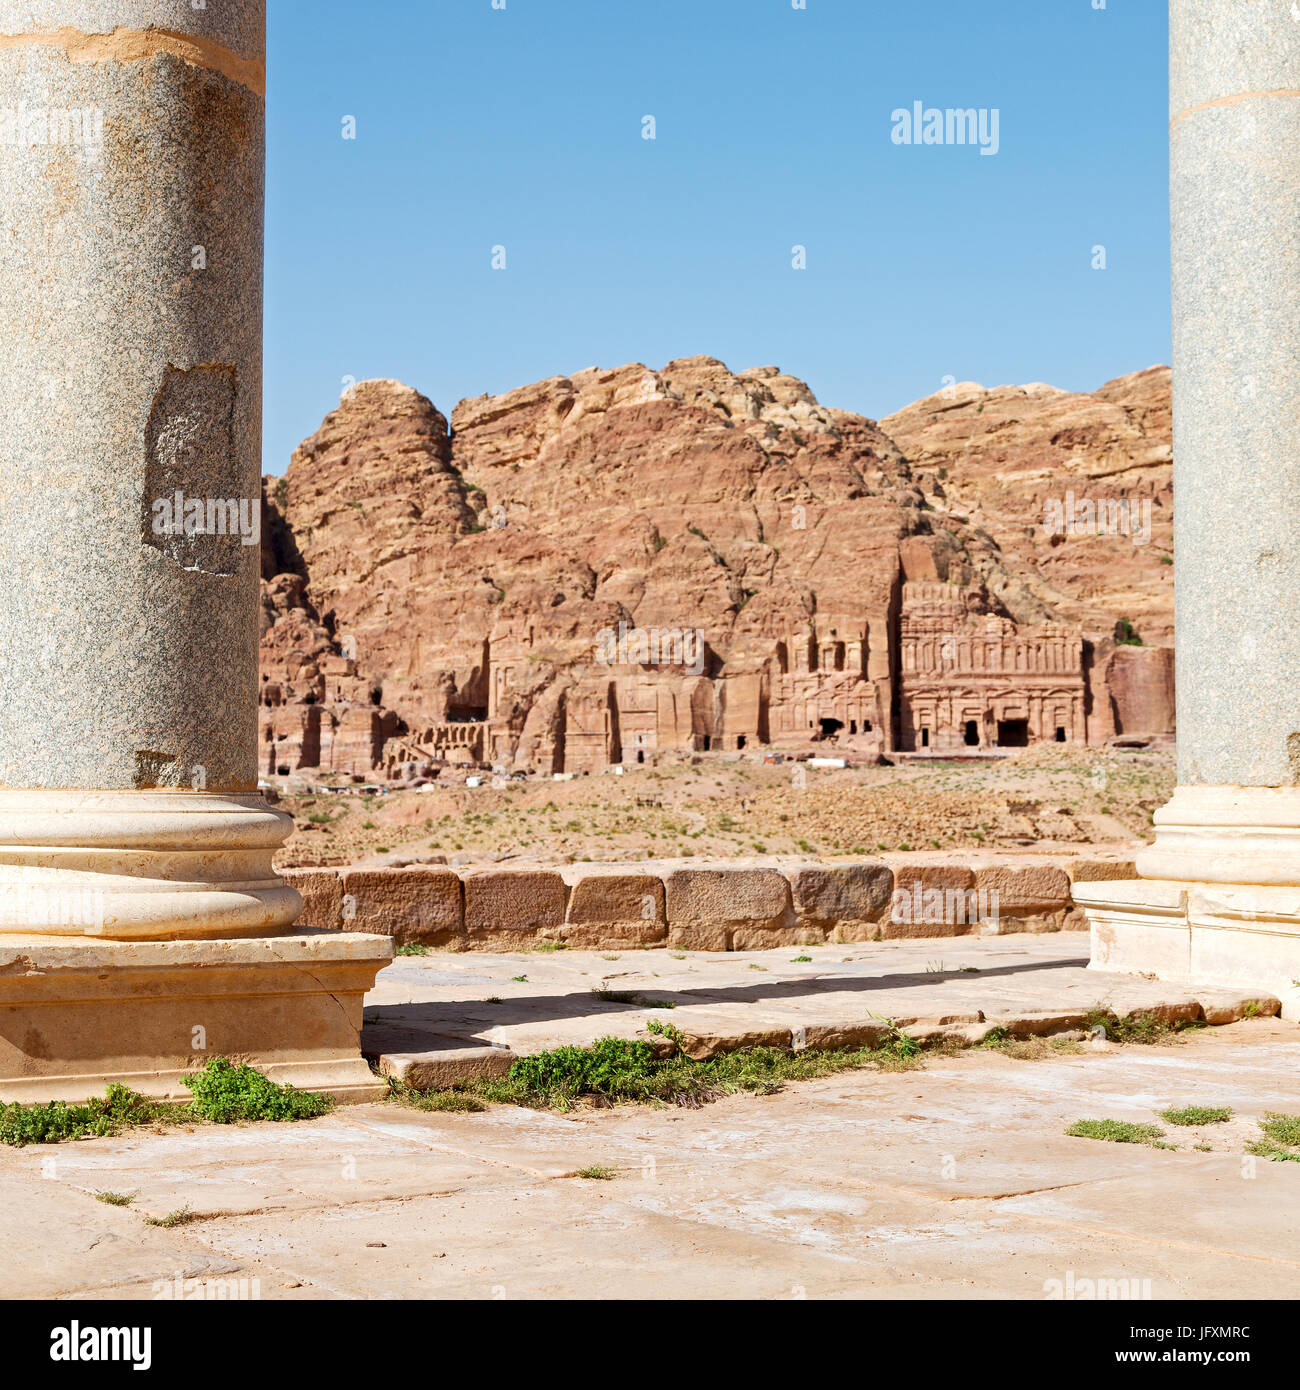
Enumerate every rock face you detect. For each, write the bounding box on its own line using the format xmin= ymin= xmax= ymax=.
xmin=259 ymin=359 xmax=1176 ymax=777
xmin=881 ymin=367 xmax=1174 ymax=644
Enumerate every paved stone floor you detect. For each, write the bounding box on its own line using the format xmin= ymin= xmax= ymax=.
xmin=3 ymin=937 xmax=1298 ymax=1300
xmin=364 ymin=933 xmax=1276 ymax=1076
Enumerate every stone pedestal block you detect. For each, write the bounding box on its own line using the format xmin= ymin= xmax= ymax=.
xmin=0 ymin=932 xmax=393 ymax=1103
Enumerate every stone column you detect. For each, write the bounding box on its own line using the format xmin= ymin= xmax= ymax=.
xmin=0 ymin=2 xmax=389 ymax=1100
xmin=1076 ymin=0 xmax=1300 ymax=1015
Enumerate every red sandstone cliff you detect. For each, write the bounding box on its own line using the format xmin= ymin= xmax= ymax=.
xmin=259 ymin=359 xmax=1175 ymax=777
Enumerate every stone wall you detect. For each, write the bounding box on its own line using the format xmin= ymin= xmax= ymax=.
xmin=282 ymin=854 xmax=1136 ymax=952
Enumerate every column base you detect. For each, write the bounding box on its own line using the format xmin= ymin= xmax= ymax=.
xmin=0 ymin=930 xmax=393 ymax=1104
xmin=0 ymin=790 xmax=302 ymax=940
xmin=1135 ymin=785 xmax=1300 ymax=884
xmin=1075 ymin=877 xmax=1300 ymax=1021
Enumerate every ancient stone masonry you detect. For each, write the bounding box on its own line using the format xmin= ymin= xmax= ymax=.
xmin=258 ymin=360 xmax=1178 ymax=780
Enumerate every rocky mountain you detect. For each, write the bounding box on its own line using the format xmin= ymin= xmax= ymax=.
xmin=258 ymin=358 xmax=1175 ymax=779
xmin=882 ymin=366 xmax=1174 ymax=645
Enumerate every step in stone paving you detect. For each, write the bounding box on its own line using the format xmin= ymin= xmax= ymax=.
xmin=362 ymin=932 xmax=1279 ymax=1087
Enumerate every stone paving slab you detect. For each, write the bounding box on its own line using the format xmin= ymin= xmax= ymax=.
xmin=362 ymin=933 xmax=1278 ymax=1083
xmin=0 ymin=1172 xmax=252 ymax=1302
xmin=35 ymin=1121 xmax=505 ymax=1221
xmin=3 ymin=1021 xmax=1299 ymax=1299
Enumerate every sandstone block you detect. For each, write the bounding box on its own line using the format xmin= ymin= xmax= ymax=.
xmin=463 ymin=870 xmax=568 ymax=935
xmin=883 ymin=864 xmax=979 ymax=939
xmin=377 ymin=1046 xmax=516 ymax=1091
xmin=1067 ymin=859 xmax=1139 ymax=884
xmin=567 ymin=873 xmax=665 ymax=925
xmin=889 ymin=864 xmax=974 ymax=895
xmin=973 ymin=865 xmax=1071 ymax=916
xmin=664 ymin=868 xmax=794 ymax=938
xmin=983 ymin=909 xmax=1070 ymax=935
xmin=546 ymin=922 xmax=667 ymax=950
xmin=732 ymin=924 xmax=826 ymax=950
xmin=666 ymin=923 xmax=731 ymax=952
xmin=802 ymin=1021 xmax=891 ymax=1051
xmin=0 ymin=932 xmax=391 ymax=1104
xmin=991 ymin=1010 xmax=1089 ymax=1038
xmin=1200 ymin=995 xmax=1281 ymax=1025
xmin=282 ymin=868 xmax=344 ymax=931
xmin=340 ymin=867 xmax=462 ymax=947
xmin=788 ymin=863 xmax=893 ymax=928
xmin=678 ymin=1025 xmax=792 ymax=1062
xmin=554 ymin=873 xmax=667 ymax=948
xmin=882 ymin=916 xmax=969 ymax=940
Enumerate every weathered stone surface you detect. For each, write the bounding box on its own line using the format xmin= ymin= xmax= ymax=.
xmin=883 ymin=863 xmax=979 ymax=940
xmin=376 ymin=1046 xmax=515 ymax=1091
xmin=788 ymin=863 xmax=893 ymax=926
xmin=732 ymin=923 xmax=826 ymax=950
xmin=553 ymin=873 xmax=667 ymax=948
xmin=1067 ymin=859 xmax=1139 ymax=883
xmin=891 ymin=864 xmax=975 ymax=894
xmin=991 ymin=1010 xmax=1089 ymax=1038
xmin=664 ymin=868 xmax=794 ymax=934
xmin=282 ymin=868 xmax=343 ymax=931
xmin=340 ymin=868 xmax=462 ymax=947
xmin=678 ymin=1025 xmax=792 ymax=1062
xmin=567 ymin=874 xmax=665 ymax=926
xmin=1200 ymin=995 xmax=1281 ymax=1026
xmin=0 ymin=6 xmax=268 ymax=792
xmin=550 ymin=921 xmax=667 ymax=950
xmin=801 ymin=1021 xmax=892 ymax=1051
xmin=974 ymin=865 xmax=1071 ymax=915
xmin=463 ymin=870 xmax=568 ymax=934
xmin=0 ymin=931 xmax=391 ymax=1103
xmin=884 ymin=915 xmax=973 ymax=941
xmin=666 ymin=923 xmax=731 ymax=952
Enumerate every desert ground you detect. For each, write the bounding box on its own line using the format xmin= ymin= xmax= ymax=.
xmin=274 ymin=746 xmax=1173 ymax=872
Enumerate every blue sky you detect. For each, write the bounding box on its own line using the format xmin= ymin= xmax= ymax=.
xmin=264 ymin=0 xmax=1170 ymax=475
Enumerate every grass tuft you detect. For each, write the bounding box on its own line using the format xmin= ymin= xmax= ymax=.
xmin=183 ymin=1058 xmax=331 ymax=1125
xmin=146 ymin=1206 xmax=195 ymax=1228
xmin=0 ymin=1084 xmax=169 ymax=1148
xmin=393 ymin=1021 xmax=937 ymax=1115
xmin=1258 ymin=1112 xmax=1300 ymax=1148
xmin=1083 ymin=1007 xmax=1203 ymax=1045
xmin=574 ymin=1165 xmax=617 ymax=1180
xmin=1160 ymin=1105 xmax=1232 ymax=1126
xmin=1066 ymin=1118 xmax=1171 ymax=1147
xmin=94 ymin=1190 xmax=137 ymax=1207
xmin=1248 ymin=1112 xmax=1300 ymax=1160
